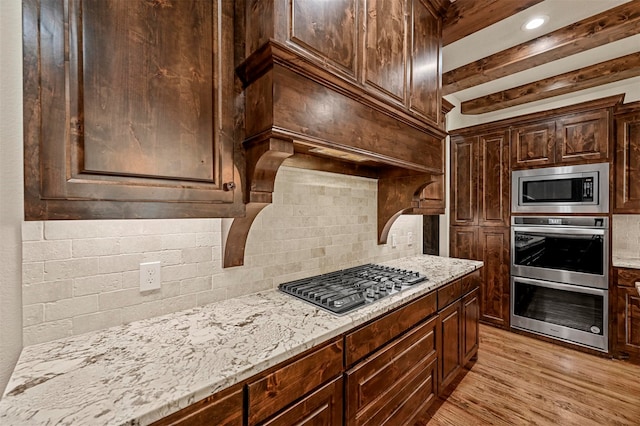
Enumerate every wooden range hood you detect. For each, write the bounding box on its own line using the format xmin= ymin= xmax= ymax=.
xmin=224 ymin=0 xmax=449 ymax=267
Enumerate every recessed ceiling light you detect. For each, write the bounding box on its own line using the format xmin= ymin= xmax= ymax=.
xmin=523 ymin=15 xmax=548 ymax=31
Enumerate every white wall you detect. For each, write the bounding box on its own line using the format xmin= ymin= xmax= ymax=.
xmin=0 ymin=0 xmax=24 ymax=395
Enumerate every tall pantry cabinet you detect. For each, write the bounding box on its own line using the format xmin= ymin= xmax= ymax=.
xmin=450 ymin=130 xmax=511 ymax=328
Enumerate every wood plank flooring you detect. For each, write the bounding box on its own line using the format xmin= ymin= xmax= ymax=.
xmin=416 ymin=325 xmax=640 ymax=426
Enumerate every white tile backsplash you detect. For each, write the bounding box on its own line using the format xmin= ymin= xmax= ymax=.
xmin=22 ymin=166 xmax=424 ymax=344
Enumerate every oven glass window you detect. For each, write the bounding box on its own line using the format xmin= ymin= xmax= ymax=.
xmin=513 ymin=231 xmax=604 ymax=275
xmin=513 ymin=280 xmax=604 ymax=335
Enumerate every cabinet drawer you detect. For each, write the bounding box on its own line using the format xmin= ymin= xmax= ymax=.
xmin=438 ymin=279 xmax=462 ymax=310
xmin=261 ymin=377 xmax=343 ymax=426
xmin=617 ymin=268 xmax=640 ymax=287
xmin=345 ymin=316 xmax=438 ymax=426
xmin=345 ymin=291 xmax=437 ymax=366
xmin=461 ymin=270 xmax=480 ymax=295
xmin=247 ymin=339 xmax=343 ymax=425
xmin=151 ymin=385 xmax=243 ymax=426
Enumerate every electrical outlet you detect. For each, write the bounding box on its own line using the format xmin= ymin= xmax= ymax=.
xmin=140 ymin=261 xmax=161 ymax=292
xmin=407 ymin=231 xmax=414 ymax=246
xmin=391 ymin=233 xmax=397 ymax=248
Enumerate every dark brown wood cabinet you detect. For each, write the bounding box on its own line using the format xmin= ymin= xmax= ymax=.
xmin=478 ymin=130 xmax=510 ymax=227
xmin=150 ymin=385 xmax=243 ymax=426
xmin=615 ymin=268 xmax=640 ymax=363
xmin=614 ymin=103 xmax=640 ymax=213
xmin=23 ymin=0 xmax=243 ymax=220
xmin=462 ymin=287 xmax=480 ymax=365
xmin=511 ymin=109 xmax=611 ymax=170
xmin=478 ymin=227 xmax=510 ymax=327
xmin=450 ymin=136 xmax=478 ymax=226
xmin=345 ymin=316 xmax=438 ymax=426
xmin=437 ymin=298 xmax=462 ymax=395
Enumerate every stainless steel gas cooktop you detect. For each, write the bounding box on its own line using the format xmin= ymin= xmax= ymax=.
xmin=278 ymin=264 xmax=427 ymax=315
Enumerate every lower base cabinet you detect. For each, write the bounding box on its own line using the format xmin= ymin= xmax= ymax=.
xmin=345 ymin=316 xmax=438 ymax=426
xmin=615 ymin=268 xmax=640 ymax=363
xmin=152 ymin=270 xmax=481 ymax=425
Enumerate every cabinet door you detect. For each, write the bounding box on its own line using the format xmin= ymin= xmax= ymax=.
xmin=449 ymin=226 xmax=478 ymax=261
xmin=151 ymin=386 xmax=243 ymax=426
xmin=616 ymin=286 xmax=640 ymax=360
xmin=409 ymin=0 xmax=441 ymax=125
xmin=23 ymin=0 xmax=242 ymax=220
xmin=614 ymin=111 xmax=640 ymax=212
xmin=451 ymin=136 xmax=478 ymax=226
xmin=261 ymin=377 xmax=343 ymax=426
xmin=478 ymin=130 xmax=510 ymax=227
xmin=345 ymin=316 xmax=438 ymax=426
xmin=478 ymin=227 xmax=510 ymax=328
xmin=438 ymin=300 xmax=461 ymax=395
xmin=510 ymin=121 xmax=556 ymax=169
xmin=363 ymin=0 xmax=407 ymax=104
xmin=556 ymin=110 xmax=610 ymax=164
xmin=462 ymin=287 xmax=480 ymax=366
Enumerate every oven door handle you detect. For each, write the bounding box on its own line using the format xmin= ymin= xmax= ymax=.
xmin=512 ymin=276 xmax=608 ymax=296
xmin=512 ymin=226 xmax=606 ymax=236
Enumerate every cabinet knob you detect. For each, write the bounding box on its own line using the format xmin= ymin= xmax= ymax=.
xmin=223 ymin=182 xmax=236 ymax=191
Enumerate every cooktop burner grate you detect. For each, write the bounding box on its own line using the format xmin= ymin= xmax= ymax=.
xmin=278 ymin=263 xmax=427 ymax=315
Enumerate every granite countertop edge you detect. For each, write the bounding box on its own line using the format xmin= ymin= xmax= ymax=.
xmin=0 ymin=255 xmax=483 ymax=426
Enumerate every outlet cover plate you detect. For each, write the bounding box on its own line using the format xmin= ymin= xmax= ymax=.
xmin=140 ymin=261 xmax=161 ymax=292
xmin=407 ymin=231 xmax=414 ymax=246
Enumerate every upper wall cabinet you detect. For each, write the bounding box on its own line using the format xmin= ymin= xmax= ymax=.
xmin=511 ymin=109 xmax=612 ymax=170
xmin=614 ymin=102 xmax=640 ymax=213
xmin=23 ymin=0 xmax=244 ymax=220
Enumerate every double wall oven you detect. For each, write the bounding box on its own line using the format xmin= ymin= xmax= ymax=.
xmin=510 ymin=163 xmax=610 ymax=352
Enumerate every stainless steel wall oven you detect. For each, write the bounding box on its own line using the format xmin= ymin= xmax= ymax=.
xmin=511 ymin=216 xmax=609 ymax=352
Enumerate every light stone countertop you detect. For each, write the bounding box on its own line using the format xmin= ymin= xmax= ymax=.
xmin=612 ymin=255 xmax=640 ymax=270
xmin=0 ymin=255 xmax=482 ymax=426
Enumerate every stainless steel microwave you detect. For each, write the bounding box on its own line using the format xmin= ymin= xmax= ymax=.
xmin=511 ymin=163 xmax=609 ymax=214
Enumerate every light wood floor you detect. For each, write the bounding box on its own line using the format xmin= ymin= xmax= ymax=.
xmin=417 ymin=325 xmax=640 ymax=426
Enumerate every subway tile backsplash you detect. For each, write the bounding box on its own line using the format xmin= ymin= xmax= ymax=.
xmin=22 ymin=166 xmax=423 ymax=345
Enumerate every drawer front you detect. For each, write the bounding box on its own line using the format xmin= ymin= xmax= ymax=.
xmin=151 ymin=385 xmax=243 ymax=426
xmin=248 ymin=339 xmax=343 ymax=425
xmin=461 ymin=270 xmax=481 ymax=295
xmin=617 ymin=268 xmax=640 ymax=287
xmin=345 ymin=315 xmax=438 ymax=426
xmin=438 ymin=279 xmax=462 ymax=310
xmin=345 ymin=291 xmax=437 ymax=366
xmin=261 ymin=377 xmax=343 ymax=426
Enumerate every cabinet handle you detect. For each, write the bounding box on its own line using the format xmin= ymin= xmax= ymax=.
xmin=223 ymin=182 xmax=236 ymax=191
xmin=636 ymin=282 xmax=640 ymax=296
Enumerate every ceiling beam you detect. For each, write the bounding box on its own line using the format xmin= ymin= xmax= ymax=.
xmin=460 ymin=53 xmax=640 ymax=115
xmin=442 ymin=0 xmax=543 ymax=46
xmin=443 ymin=1 xmax=640 ymax=95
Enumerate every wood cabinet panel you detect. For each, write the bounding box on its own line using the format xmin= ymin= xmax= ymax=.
xmin=247 ymin=340 xmax=343 ymax=425
xmin=345 ymin=291 xmax=437 ymax=366
xmin=462 ymin=287 xmax=480 ymax=365
xmin=478 ymin=227 xmax=510 ymax=328
xmin=363 ymin=0 xmax=407 ymax=102
xmin=438 ymin=279 xmax=462 ymax=310
xmin=438 ymin=300 xmax=461 ymax=395
xmin=409 ymin=0 xmax=441 ymax=123
xmin=289 ymin=0 xmax=358 ymax=78
xmin=556 ymin=110 xmax=609 ymax=164
xmin=345 ymin=316 xmax=438 ymax=426
xmin=151 ymin=385 xmax=242 ymax=426
xmin=615 ymin=268 xmax=640 ymax=362
xmin=478 ymin=130 xmax=510 ymax=226
xmin=614 ymin=110 xmax=640 ymax=212
xmin=461 ymin=269 xmax=481 ymax=296
xmin=449 ymin=226 xmax=479 ymax=261
xmin=510 ymin=121 xmax=556 ymax=169
xmin=418 ymin=174 xmax=445 ymax=212
xmin=450 ymin=136 xmax=478 ymax=226
xmin=261 ymin=377 xmax=343 ymax=426
xmin=23 ymin=0 xmax=241 ymax=220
